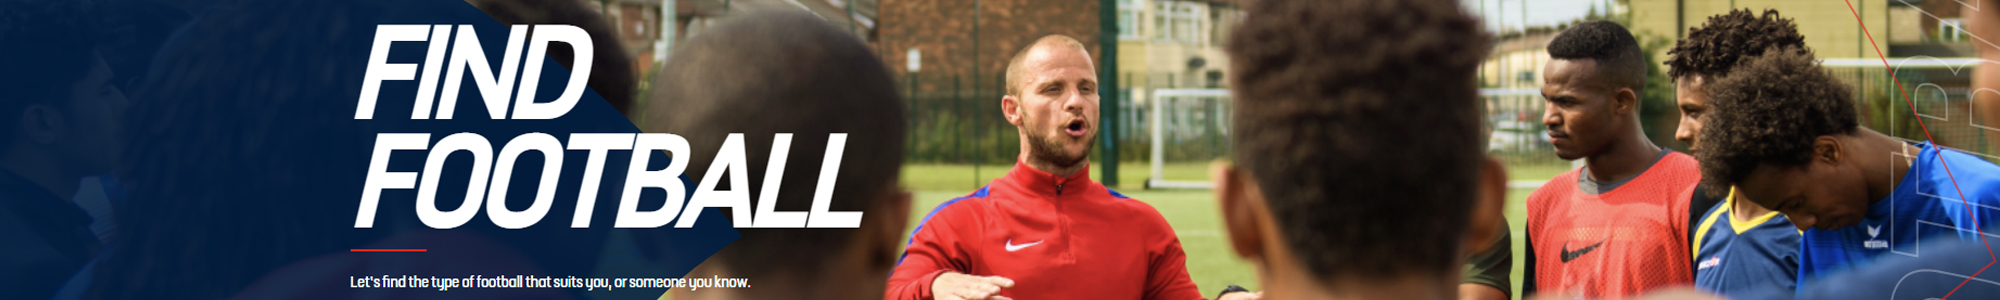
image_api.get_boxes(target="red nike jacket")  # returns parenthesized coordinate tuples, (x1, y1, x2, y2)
(886, 162, 1205, 300)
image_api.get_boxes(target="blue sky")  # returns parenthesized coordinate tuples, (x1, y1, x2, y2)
(1462, 0, 1616, 32)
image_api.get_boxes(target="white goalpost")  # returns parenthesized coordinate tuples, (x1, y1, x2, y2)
(1147, 88, 1232, 189)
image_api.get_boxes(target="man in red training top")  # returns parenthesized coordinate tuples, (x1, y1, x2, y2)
(886, 35, 1240, 300)
(1522, 20, 1701, 299)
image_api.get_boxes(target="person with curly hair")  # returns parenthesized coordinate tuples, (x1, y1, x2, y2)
(1661, 9, 1807, 298)
(1212, 0, 1510, 299)
(1522, 20, 1702, 298)
(1695, 48, 2000, 287)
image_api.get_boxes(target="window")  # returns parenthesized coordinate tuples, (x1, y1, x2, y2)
(1942, 18, 1968, 42)
(1150, 1, 1207, 44)
(1174, 4, 1191, 42)
(1118, 0, 1140, 39)
(1178, 4, 1198, 43)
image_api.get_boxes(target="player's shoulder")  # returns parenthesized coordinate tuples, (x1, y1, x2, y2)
(918, 186, 997, 225)
(1680, 184, 1705, 201)
(1099, 188, 1165, 216)
(1654, 151, 1703, 179)
(1105, 188, 1134, 201)
(1940, 150, 2000, 183)
(1536, 167, 1583, 192)
(1631, 151, 1703, 202)
(1693, 183, 1729, 208)
(1662, 149, 1697, 163)
(1526, 167, 1583, 206)
(1095, 188, 1178, 228)
(1745, 217, 1804, 242)
(1931, 149, 2000, 202)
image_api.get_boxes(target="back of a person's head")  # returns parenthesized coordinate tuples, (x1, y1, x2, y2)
(1695, 50, 1856, 197)
(0, 0, 100, 150)
(645, 11, 906, 280)
(1225, 0, 1488, 280)
(1548, 20, 1648, 94)
(463, 0, 636, 116)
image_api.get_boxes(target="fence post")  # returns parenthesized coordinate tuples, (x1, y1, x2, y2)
(1099, 1, 1121, 187)
(953, 74, 962, 164)
(907, 72, 917, 159)
(971, 0, 981, 188)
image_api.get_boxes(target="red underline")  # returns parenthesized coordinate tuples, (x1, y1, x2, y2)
(349, 249, 428, 252)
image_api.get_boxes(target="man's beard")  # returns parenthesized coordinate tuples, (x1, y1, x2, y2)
(1025, 119, 1092, 169)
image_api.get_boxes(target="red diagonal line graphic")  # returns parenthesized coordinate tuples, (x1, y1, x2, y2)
(1842, 1, 1994, 298)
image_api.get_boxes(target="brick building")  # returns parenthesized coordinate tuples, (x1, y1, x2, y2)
(877, 0, 1104, 96)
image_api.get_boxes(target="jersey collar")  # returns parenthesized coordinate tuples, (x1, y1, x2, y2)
(1001, 160, 1094, 198)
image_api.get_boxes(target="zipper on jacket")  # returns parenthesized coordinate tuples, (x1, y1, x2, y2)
(1055, 184, 1064, 195)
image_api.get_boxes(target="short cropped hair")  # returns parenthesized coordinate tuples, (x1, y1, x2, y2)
(0, 0, 100, 148)
(1004, 35, 1088, 97)
(1547, 20, 1647, 96)
(1225, 0, 1488, 279)
(1666, 9, 1810, 80)
(1695, 50, 1858, 197)
(646, 11, 905, 279)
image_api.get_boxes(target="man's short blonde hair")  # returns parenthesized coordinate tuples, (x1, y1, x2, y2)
(1004, 34, 1088, 97)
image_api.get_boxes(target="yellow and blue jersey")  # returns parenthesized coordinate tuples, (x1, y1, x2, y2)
(1691, 187, 1800, 298)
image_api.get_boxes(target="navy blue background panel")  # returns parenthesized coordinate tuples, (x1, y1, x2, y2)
(0, 0, 737, 299)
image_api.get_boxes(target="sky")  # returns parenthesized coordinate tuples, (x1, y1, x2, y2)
(1462, 0, 1618, 32)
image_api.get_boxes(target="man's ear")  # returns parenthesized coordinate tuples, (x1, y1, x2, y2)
(1214, 161, 1266, 262)
(1614, 87, 1640, 116)
(1462, 156, 1508, 255)
(19, 104, 65, 145)
(1814, 135, 1845, 164)
(1002, 95, 1024, 126)
(873, 184, 914, 266)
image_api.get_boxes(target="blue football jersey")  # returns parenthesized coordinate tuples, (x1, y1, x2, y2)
(1796, 142, 2000, 287)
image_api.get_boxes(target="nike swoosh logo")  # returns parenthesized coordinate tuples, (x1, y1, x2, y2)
(1560, 241, 1605, 263)
(1005, 239, 1043, 252)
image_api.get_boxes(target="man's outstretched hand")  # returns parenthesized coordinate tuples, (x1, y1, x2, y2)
(932, 272, 1016, 300)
